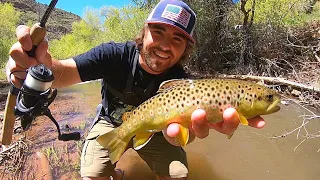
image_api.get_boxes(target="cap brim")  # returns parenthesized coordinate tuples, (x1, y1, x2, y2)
(146, 21, 195, 44)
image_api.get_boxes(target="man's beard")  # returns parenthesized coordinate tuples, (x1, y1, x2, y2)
(143, 50, 167, 73)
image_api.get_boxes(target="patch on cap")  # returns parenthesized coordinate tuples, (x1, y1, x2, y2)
(161, 4, 191, 28)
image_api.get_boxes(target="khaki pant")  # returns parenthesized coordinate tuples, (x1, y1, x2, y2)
(80, 118, 189, 178)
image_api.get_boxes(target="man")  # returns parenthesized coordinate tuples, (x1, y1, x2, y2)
(7, 0, 265, 180)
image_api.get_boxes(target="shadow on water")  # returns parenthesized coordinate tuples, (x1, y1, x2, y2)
(2, 81, 320, 179)
(115, 149, 222, 180)
(187, 152, 224, 180)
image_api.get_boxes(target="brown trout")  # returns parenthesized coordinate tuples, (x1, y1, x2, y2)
(97, 79, 281, 164)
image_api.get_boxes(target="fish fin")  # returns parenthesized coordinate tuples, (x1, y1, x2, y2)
(175, 124, 189, 147)
(157, 79, 189, 93)
(239, 115, 249, 126)
(122, 112, 131, 121)
(227, 132, 235, 139)
(133, 132, 154, 150)
(96, 128, 129, 164)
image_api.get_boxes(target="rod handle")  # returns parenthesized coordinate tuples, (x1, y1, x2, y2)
(26, 23, 47, 57)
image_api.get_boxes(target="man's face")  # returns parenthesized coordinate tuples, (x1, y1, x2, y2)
(140, 23, 188, 74)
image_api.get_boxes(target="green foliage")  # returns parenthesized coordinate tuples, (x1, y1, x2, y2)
(0, 2, 20, 68)
(132, 0, 158, 9)
(252, 0, 301, 25)
(101, 6, 148, 42)
(298, 1, 320, 23)
(237, 0, 320, 26)
(49, 19, 104, 59)
(50, 5, 149, 60)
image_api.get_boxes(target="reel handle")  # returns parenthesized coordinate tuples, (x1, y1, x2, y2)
(58, 132, 81, 141)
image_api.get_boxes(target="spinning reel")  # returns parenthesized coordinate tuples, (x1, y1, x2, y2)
(10, 64, 80, 141)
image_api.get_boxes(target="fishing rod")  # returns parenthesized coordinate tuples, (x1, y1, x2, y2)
(1, 0, 80, 146)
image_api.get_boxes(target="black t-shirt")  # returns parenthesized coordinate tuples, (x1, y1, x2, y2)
(74, 41, 188, 117)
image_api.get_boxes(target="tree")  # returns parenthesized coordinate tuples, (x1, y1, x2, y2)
(49, 11, 104, 59)
(0, 2, 20, 68)
(184, 0, 235, 73)
(50, 5, 148, 60)
(101, 5, 148, 42)
(132, 0, 158, 9)
(249, 0, 304, 25)
(237, 0, 256, 73)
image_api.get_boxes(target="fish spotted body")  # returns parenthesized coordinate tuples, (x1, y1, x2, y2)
(97, 79, 281, 164)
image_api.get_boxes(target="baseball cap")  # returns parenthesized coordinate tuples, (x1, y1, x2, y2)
(146, 0, 196, 43)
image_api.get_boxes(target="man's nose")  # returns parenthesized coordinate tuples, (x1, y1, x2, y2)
(159, 38, 171, 51)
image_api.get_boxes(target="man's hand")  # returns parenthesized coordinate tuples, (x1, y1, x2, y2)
(7, 25, 52, 87)
(163, 108, 265, 146)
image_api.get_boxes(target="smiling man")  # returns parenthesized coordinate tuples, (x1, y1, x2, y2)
(140, 23, 188, 73)
(6, 0, 265, 180)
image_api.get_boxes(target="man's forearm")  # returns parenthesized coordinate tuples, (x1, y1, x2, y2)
(51, 58, 82, 88)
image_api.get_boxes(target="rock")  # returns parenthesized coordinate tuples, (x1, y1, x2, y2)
(291, 89, 302, 96)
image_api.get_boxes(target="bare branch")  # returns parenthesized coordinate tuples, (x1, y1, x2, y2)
(248, 0, 255, 28)
(0, 137, 30, 178)
(269, 99, 320, 151)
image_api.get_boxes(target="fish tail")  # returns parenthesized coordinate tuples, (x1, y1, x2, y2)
(96, 128, 129, 164)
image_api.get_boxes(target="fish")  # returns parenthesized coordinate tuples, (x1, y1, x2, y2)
(96, 78, 281, 164)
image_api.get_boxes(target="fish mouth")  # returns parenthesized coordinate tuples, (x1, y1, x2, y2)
(270, 105, 281, 113)
(266, 98, 281, 113)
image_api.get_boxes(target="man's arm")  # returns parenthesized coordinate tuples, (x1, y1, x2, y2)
(51, 58, 82, 88)
(7, 25, 82, 89)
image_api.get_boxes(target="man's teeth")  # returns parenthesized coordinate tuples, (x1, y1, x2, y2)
(154, 50, 169, 58)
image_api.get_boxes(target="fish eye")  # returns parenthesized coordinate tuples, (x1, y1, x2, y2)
(266, 95, 273, 101)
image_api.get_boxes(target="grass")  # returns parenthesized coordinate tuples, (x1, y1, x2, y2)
(42, 143, 81, 174)
(76, 121, 87, 131)
(0, 68, 6, 80)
